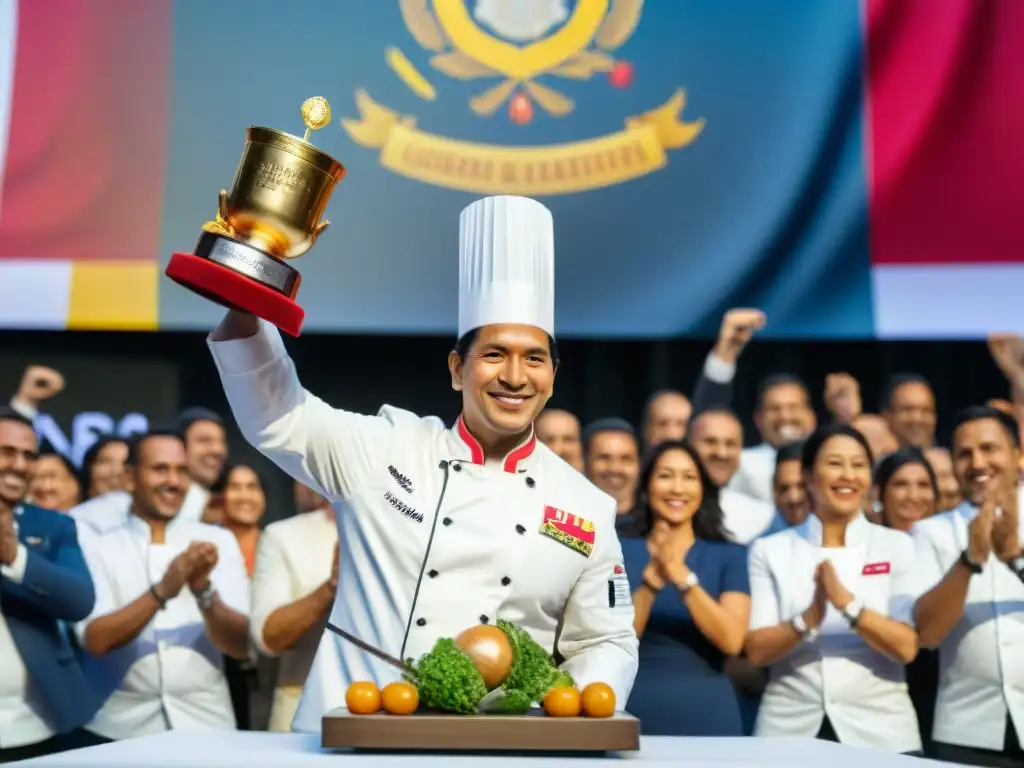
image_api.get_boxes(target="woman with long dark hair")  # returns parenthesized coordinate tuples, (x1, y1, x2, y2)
(874, 448, 939, 754)
(207, 462, 269, 731)
(621, 440, 751, 735)
(80, 436, 129, 499)
(746, 424, 921, 753)
(207, 462, 267, 577)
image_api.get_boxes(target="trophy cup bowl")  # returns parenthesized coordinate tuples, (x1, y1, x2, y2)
(166, 100, 345, 336)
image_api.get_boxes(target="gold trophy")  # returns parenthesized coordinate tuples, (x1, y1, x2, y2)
(166, 97, 346, 336)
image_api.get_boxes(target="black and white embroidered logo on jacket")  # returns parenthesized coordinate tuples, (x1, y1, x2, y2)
(384, 491, 423, 523)
(388, 465, 414, 494)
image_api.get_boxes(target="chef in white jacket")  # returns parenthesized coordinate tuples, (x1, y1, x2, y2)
(207, 196, 639, 733)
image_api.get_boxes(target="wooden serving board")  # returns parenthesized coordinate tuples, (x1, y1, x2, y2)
(321, 708, 640, 752)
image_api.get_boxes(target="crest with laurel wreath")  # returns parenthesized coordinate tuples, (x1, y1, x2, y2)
(400, 0, 643, 124)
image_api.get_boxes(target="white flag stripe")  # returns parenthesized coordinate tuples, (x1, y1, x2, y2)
(873, 264, 1024, 339)
(0, 0, 17, 219)
(0, 260, 71, 328)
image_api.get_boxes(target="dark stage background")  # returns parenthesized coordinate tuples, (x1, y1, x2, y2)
(0, 331, 1008, 524)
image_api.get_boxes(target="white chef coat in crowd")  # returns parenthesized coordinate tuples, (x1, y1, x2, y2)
(74, 500, 250, 740)
(911, 491, 1024, 751)
(250, 508, 338, 732)
(730, 443, 777, 505)
(71, 486, 207, 534)
(720, 485, 776, 545)
(748, 513, 922, 753)
(209, 322, 639, 734)
(0, 521, 54, 749)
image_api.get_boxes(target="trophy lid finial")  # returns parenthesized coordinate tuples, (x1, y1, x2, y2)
(301, 97, 332, 142)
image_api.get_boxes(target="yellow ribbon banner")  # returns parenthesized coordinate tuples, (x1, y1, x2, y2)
(342, 89, 705, 196)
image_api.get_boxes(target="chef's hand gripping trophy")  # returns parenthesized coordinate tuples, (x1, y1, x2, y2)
(165, 97, 346, 336)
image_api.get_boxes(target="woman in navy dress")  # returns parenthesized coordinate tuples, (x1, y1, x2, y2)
(621, 440, 751, 736)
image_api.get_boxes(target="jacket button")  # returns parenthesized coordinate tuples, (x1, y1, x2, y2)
(416, 618, 427, 627)
(501, 576, 511, 586)
(525, 477, 535, 488)
(453, 463, 463, 472)
(479, 615, 489, 624)
(428, 569, 439, 578)
(515, 524, 526, 534)
(442, 517, 453, 526)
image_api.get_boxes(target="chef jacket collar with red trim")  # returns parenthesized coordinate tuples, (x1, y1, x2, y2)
(449, 414, 537, 474)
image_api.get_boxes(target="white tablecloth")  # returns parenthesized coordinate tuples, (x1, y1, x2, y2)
(18, 731, 963, 767)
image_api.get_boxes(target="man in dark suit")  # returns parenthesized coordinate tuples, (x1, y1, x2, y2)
(0, 407, 100, 762)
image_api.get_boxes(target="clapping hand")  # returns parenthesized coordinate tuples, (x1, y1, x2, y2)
(816, 560, 854, 611)
(157, 549, 195, 601)
(990, 478, 1022, 563)
(186, 542, 219, 592)
(647, 526, 691, 589)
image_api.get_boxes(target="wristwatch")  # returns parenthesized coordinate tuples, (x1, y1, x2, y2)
(677, 571, 700, 594)
(959, 549, 984, 575)
(194, 583, 217, 610)
(842, 599, 864, 627)
(792, 612, 819, 640)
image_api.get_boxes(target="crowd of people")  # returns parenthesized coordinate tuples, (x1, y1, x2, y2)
(0, 307, 1022, 766)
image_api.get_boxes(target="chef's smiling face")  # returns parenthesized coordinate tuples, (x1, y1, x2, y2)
(0, 417, 37, 508)
(126, 435, 189, 521)
(952, 417, 1020, 506)
(808, 435, 872, 519)
(449, 324, 556, 443)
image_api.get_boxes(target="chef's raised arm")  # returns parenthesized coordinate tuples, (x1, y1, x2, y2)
(556, 500, 639, 707)
(208, 312, 393, 501)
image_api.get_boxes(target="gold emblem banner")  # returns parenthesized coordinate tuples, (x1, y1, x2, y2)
(342, 89, 704, 196)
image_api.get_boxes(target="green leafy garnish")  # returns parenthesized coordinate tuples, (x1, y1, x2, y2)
(409, 638, 488, 714)
(497, 619, 572, 703)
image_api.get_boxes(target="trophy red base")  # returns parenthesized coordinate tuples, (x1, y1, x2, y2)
(166, 231, 305, 337)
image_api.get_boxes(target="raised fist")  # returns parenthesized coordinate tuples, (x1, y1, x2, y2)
(15, 365, 65, 407)
(713, 308, 766, 364)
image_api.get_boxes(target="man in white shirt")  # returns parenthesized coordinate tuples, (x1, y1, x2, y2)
(250, 482, 338, 732)
(913, 405, 1024, 767)
(689, 409, 775, 544)
(75, 430, 251, 741)
(71, 410, 227, 533)
(207, 195, 638, 734)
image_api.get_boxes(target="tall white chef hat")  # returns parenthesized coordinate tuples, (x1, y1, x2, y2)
(458, 195, 555, 339)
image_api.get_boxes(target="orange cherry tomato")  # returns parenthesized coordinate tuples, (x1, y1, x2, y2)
(543, 685, 582, 717)
(345, 681, 382, 715)
(381, 681, 419, 715)
(580, 682, 616, 718)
